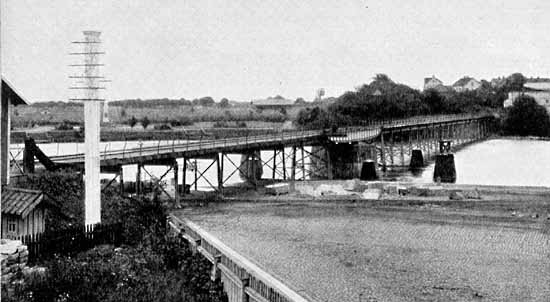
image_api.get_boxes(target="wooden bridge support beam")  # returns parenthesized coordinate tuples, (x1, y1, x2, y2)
(389, 130, 394, 165)
(194, 159, 198, 191)
(136, 163, 142, 195)
(300, 145, 306, 180)
(290, 146, 297, 191)
(182, 157, 187, 196)
(119, 166, 124, 194)
(326, 146, 333, 180)
(173, 160, 180, 204)
(380, 130, 386, 171)
(282, 148, 287, 180)
(399, 129, 405, 166)
(272, 149, 277, 179)
(217, 153, 223, 195)
(424, 126, 430, 158)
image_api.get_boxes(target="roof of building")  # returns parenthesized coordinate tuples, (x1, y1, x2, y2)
(251, 95, 294, 107)
(424, 76, 442, 85)
(453, 77, 479, 87)
(2, 187, 44, 218)
(2, 77, 29, 105)
(524, 81, 550, 91)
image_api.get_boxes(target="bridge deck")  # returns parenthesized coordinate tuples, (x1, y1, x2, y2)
(48, 114, 491, 168)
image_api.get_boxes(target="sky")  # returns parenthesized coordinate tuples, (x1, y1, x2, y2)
(2, 0, 550, 103)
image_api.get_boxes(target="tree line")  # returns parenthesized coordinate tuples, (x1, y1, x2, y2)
(294, 73, 521, 129)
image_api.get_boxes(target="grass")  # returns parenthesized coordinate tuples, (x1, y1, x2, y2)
(12, 103, 307, 130)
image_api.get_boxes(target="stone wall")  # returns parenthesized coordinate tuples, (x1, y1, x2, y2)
(1, 239, 29, 287)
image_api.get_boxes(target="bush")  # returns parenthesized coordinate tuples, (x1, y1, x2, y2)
(503, 95, 550, 137)
(55, 120, 80, 131)
(153, 124, 172, 130)
(213, 121, 230, 128)
(16, 171, 84, 231)
(3, 187, 228, 302)
(4, 242, 226, 302)
(128, 116, 138, 128)
(101, 189, 166, 246)
(141, 116, 150, 129)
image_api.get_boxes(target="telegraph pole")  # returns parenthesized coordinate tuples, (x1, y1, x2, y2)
(70, 31, 105, 226)
(1, 0, 4, 242)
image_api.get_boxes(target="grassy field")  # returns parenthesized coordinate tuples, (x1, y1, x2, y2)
(177, 198, 550, 302)
(12, 103, 306, 129)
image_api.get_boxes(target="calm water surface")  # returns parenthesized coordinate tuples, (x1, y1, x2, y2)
(11, 138, 550, 188)
(397, 138, 550, 187)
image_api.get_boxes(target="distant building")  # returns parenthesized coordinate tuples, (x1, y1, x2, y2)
(503, 80, 550, 112)
(423, 76, 452, 93)
(251, 95, 294, 110)
(452, 77, 481, 92)
(424, 76, 444, 90)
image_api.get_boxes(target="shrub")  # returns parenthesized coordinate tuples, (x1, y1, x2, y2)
(128, 116, 138, 128)
(16, 171, 84, 231)
(4, 242, 226, 302)
(154, 124, 172, 130)
(141, 116, 150, 129)
(503, 95, 550, 137)
(213, 121, 230, 128)
(3, 187, 228, 302)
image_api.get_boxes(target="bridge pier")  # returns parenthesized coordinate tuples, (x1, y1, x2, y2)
(239, 150, 262, 186)
(136, 163, 142, 195)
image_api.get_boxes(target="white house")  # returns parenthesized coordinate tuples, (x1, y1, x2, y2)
(504, 80, 550, 112)
(423, 76, 444, 91)
(452, 77, 481, 92)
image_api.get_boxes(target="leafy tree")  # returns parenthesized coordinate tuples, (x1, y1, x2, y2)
(218, 98, 229, 108)
(141, 116, 150, 129)
(128, 116, 137, 128)
(17, 171, 84, 231)
(294, 97, 306, 105)
(503, 95, 550, 137)
(192, 97, 215, 107)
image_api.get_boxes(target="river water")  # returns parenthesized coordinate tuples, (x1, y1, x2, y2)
(10, 138, 550, 189)
(396, 138, 550, 187)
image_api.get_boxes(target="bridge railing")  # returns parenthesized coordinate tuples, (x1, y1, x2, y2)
(48, 113, 492, 163)
(168, 214, 315, 302)
(49, 128, 324, 162)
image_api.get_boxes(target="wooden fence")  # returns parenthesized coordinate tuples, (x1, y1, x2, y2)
(17, 223, 123, 264)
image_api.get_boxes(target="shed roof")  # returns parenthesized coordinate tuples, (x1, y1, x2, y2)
(2, 187, 44, 218)
(2, 77, 29, 105)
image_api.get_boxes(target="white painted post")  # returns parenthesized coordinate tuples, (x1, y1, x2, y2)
(81, 31, 103, 226)
(0, 0, 3, 246)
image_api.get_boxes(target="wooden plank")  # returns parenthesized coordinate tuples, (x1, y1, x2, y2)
(245, 287, 270, 302)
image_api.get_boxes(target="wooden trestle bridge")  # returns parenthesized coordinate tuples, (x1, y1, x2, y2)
(21, 113, 496, 202)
